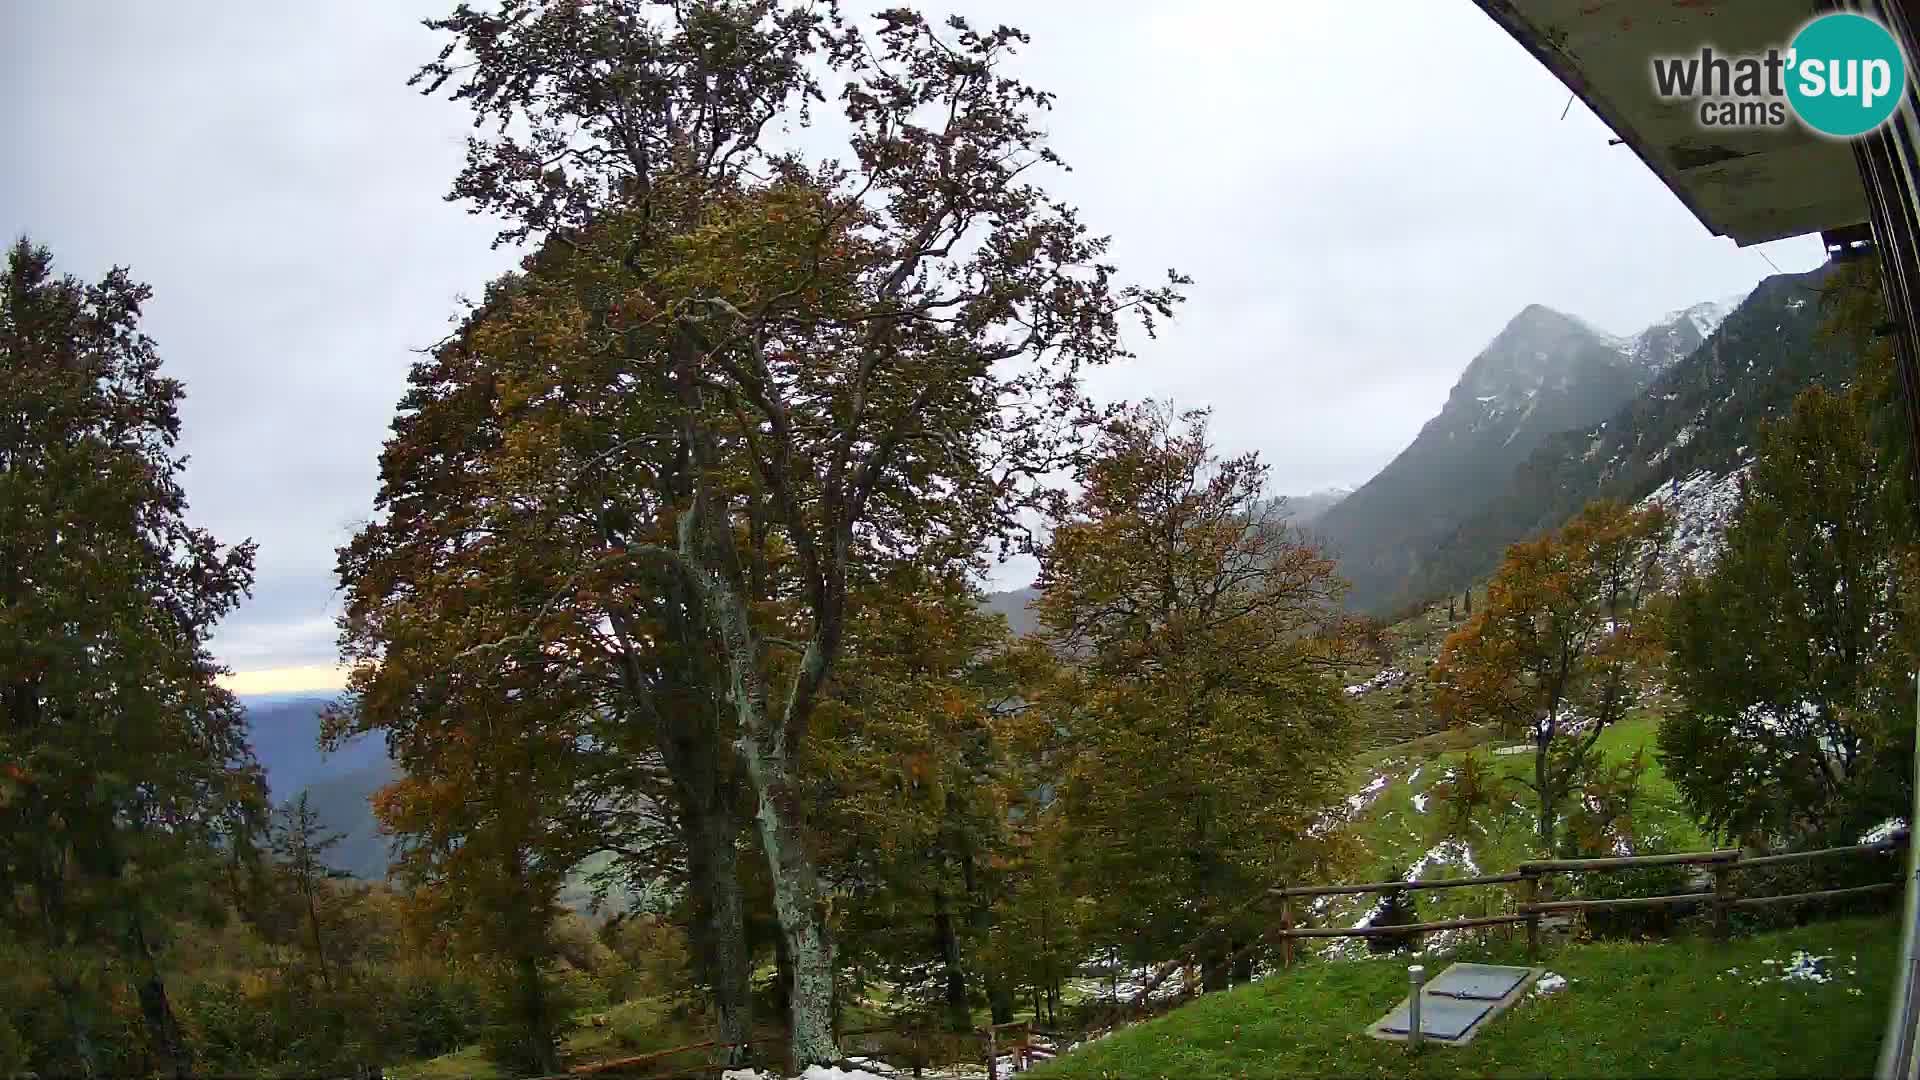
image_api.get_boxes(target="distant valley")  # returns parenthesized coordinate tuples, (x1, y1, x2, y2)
(242, 695, 395, 880)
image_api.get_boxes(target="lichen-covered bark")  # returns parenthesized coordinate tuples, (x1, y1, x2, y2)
(674, 519, 839, 1066)
(737, 726, 839, 1066)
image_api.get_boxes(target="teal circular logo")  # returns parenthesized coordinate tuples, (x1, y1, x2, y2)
(1786, 13, 1907, 137)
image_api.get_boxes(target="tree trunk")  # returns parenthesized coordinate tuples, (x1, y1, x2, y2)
(54, 975, 98, 1080)
(1201, 949, 1229, 993)
(691, 810, 748, 1053)
(608, 595, 753, 1065)
(681, 799, 753, 1064)
(1534, 739, 1556, 849)
(958, 838, 1011, 1026)
(988, 982, 1015, 1026)
(128, 914, 190, 1079)
(739, 733, 839, 1067)
(669, 324, 839, 1068)
(516, 952, 562, 1076)
(933, 885, 970, 1033)
(304, 883, 332, 993)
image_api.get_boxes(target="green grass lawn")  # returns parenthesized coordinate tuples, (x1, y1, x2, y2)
(1307, 712, 1707, 957)
(1029, 914, 1897, 1080)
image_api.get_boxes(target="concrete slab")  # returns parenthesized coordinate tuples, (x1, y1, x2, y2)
(1377, 996, 1494, 1040)
(1366, 964, 1544, 1046)
(1424, 963, 1533, 1001)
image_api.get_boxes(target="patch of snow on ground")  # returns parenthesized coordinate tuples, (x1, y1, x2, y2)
(1739, 951, 1841, 987)
(1532, 972, 1569, 996)
(1412, 793, 1428, 813)
(1346, 668, 1409, 696)
(725, 1069, 895, 1080)
(1345, 774, 1389, 815)
(721, 1060, 894, 1068)
(1863, 818, 1908, 844)
(1407, 766, 1423, 786)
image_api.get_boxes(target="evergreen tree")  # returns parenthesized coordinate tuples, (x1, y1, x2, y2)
(270, 794, 349, 992)
(1661, 382, 1918, 845)
(0, 238, 262, 1079)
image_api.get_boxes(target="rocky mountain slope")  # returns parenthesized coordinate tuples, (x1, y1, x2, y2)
(1400, 264, 1850, 606)
(1316, 297, 1736, 614)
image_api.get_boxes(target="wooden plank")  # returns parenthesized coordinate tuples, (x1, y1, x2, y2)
(1729, 881, 1902, 908)
(1731, 834, 1910, 871)
(1523, 870, 1539, 963)
(568, 1035, 786, 1075)
(1519, 890, 1714, 914)
(1278, 913, 1528, 939)
(1712, 864, 1731, 941)
(1270, 872, 1525, 898)
(1280, 893, 1294, 969)
(1519, 849, 1740, 872)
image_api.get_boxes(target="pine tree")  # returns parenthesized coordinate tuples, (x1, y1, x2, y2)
(1661, 382, 1918, 845)
(0, 238, 262, 1079)
(270, 793, 349, 991)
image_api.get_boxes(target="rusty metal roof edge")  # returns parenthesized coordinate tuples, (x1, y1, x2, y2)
(1466, 0, 1733, 240)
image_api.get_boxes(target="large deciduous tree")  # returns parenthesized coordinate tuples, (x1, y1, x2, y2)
(399, 2, 1184, 1063)
(0, 238, 262, 1079)
(1433, 499, 1671, 851)
(1035, 403, 1352, 989)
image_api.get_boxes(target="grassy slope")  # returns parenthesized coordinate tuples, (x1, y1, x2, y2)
(1030, 915, 1895, 1080)
(1315, 710, 1705, 947)
(388, 995, 708, 1080)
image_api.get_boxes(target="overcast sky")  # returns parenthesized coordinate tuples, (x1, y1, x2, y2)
(4, 1, 1826, 693)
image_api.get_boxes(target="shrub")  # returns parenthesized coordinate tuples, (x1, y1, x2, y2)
(1574, 852, 1695, 940)
(377, 968, 488, 1060)
(477, 960, 582, 1075)
(1367, 871, 1421, 954)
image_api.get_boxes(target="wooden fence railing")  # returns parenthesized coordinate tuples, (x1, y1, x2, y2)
(1269, 829, 1911, 963)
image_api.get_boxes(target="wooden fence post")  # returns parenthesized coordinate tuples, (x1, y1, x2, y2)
(913, 1030, 924, 1079)
(1712, 864, 1731, 941)
(985, 1026, 997, 1080)
(1280, 893, 1295, 970)
(1522, 868, 1541, 963)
